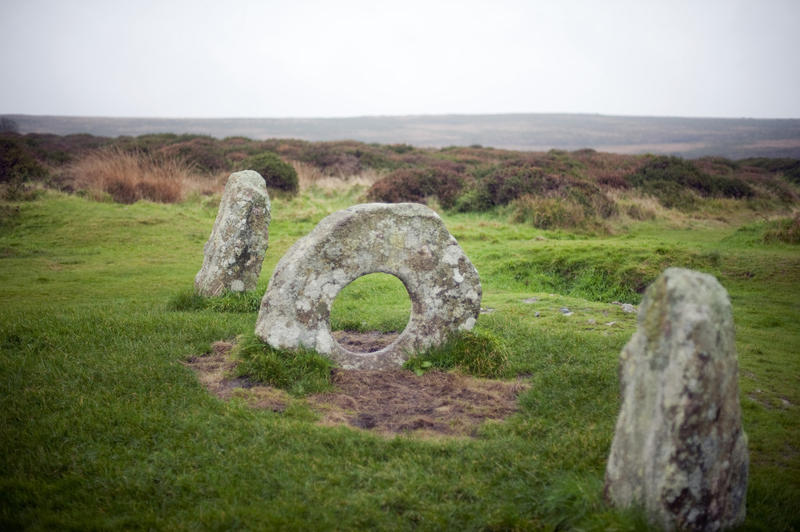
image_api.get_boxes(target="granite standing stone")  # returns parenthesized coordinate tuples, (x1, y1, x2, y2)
(605, 268, 748, 531)
(254, 203, 481, 370)
(195, 170, 271, 296)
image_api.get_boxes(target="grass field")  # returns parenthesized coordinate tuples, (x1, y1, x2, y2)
(1, 180, 799, 529)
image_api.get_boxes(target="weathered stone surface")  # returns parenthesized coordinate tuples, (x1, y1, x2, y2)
(195, 170, 270, 297)
(605, 268, 748, 531)
(254, 203, 481, 370)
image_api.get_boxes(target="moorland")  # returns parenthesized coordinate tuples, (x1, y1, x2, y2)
(6, 112, 800, 159)
(1, 131, 799, 529)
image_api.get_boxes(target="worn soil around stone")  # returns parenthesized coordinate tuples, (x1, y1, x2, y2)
(184, 340, 528, 438)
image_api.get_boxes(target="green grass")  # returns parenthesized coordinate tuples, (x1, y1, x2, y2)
(233, 332, 334, 396)
(404, 330, 510, 378)
(1, 188, 799, 530)
(329, 272, 411, 333)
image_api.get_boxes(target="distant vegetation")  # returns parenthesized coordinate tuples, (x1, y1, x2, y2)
(2, 131, 798, 233)
(6, 113, 800, 159)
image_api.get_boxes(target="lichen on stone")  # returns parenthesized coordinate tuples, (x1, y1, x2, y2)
(254, 203, 482, 370)
(195, 170, 271, 297)
(605, 268, 748, 531)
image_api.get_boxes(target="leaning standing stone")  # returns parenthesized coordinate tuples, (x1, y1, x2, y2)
(605, 268, 748, 531)
(194, 170, 271, 297)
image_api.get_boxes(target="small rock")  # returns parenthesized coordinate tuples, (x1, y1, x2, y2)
(521, 297, 539, 304)
(620, 303, 637, 314)
(587, 318, 597, 325)
(606, 321, 617, 326)
(534, 311, 541, 317)
(480, 307, 496, 314)
(559, 307, 573, 316)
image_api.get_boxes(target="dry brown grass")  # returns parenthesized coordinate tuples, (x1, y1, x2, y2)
(65, 148, 223, 203)
(292, 161, 383, 191)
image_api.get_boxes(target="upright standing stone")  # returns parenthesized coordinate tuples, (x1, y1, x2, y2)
(605, 268, 748, 531)
(194, 170, 271, 297)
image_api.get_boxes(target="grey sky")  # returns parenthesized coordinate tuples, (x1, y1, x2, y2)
(1, 0, 799, 119)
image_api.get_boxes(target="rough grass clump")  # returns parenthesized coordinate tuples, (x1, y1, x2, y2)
(63, 147, 211, 203)
(367, 165, 466, 208)
(510, 196, 587, 230)
(155, 136, 228, 174)
(167, 288, 262, 312)
(233, 332, 333, 396)
(240, 152, 299, 193)
(404, 330, 509, 378)
(763, 214, 800, 244)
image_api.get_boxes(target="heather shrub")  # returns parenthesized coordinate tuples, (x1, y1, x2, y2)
(389, 143, 414, 154)
(367, 166, 466, 208)
(628, 155, 753, 208)
(465, 163, 558, 210)
(695, 156, 739, 176)
(220, 136, 262, 160)
(299, 143, 361, 176)
(740, 158, 800, 184)
(156, 137, 228, 173)
(21, 133, 109, 166)
(240, 152, 298, 193)
(458, 161, 616, 216)
(0, 135, 49, 184)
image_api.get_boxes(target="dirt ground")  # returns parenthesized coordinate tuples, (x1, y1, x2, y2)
(185, 340, 528, 438)
(331, 330, 399, 353)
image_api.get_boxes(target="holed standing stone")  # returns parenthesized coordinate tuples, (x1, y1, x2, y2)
(605, 268, 748, 531)
(254, 203, 481, 370)
(194, 170, 271, 297)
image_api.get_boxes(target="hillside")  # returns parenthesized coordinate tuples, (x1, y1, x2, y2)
(5, 113, 800, 159)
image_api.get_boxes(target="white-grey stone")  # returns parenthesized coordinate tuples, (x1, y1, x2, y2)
(194, 170, 270, 297)
(605, 268, 748, 531)
(254, 203, 481, 370)
(621, 303, 637, 314)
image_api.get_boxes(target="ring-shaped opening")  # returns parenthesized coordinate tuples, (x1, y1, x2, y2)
(329, 272, 412, 355)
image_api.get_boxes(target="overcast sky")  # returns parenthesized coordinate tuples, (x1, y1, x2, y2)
(1, 0, 799, 119)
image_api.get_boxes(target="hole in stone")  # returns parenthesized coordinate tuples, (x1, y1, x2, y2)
(330, 273, 411, 353)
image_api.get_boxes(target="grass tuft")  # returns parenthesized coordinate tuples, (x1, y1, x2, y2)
(763, 213, 800, 244)
(404, 330, 509, 378)
(63, 147, 221, 203)
(167, 287, 262, 313)
(232, 332, 334, 396)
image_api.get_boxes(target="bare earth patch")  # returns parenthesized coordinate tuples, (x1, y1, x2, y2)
(185, 340, 528, 438)
(182, 341, 290, 412)
(332, 330, 400, 352)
